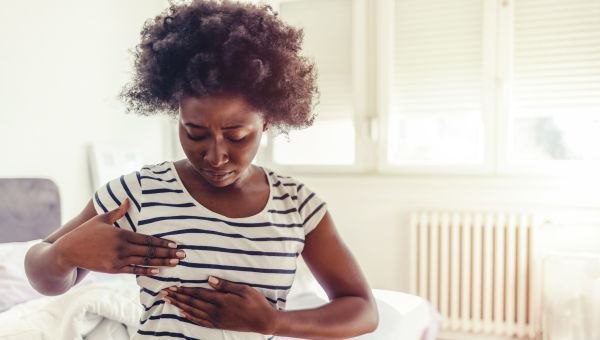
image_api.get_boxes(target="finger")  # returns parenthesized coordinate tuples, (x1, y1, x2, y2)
(125, 232, 178, 250)
(103, 198, 130, 224)
(208, 276, 246, 296)
(120, 265, 159, 276)
(163, 289, 198, 307)
(165, 298, 214, 328)
(124, 256, 180, 267)
(182, 313, 215, 329)
(123, 243, 185, 260)
(175, 286, 223, 305)
(164, 287, 220, 311)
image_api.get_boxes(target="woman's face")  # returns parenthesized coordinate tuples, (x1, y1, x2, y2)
(178, 93, 266, 188)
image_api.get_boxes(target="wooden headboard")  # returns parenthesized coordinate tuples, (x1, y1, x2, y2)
(0, 178, 61, 242)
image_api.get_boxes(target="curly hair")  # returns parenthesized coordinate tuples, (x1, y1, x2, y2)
(120, 0, 319, 134)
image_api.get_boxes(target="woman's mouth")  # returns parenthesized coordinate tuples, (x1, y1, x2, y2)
(204, 170, 234, 182)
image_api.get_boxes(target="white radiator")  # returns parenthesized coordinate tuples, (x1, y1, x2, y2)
(409, 211, 541, 339)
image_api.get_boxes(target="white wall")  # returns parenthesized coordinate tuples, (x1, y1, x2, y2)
(291, 174, 600, 292)
(0, 0, 172, 220)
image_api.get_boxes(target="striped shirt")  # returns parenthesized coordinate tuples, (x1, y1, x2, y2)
(92, 161, 327, 340)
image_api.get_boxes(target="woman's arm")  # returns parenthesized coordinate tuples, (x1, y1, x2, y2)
(24, 199, 97, 296)
(272, 211, 379, 339)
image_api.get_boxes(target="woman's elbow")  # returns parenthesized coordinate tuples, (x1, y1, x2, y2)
(358, 297, 379, 335)
(367, 301, 380, 333)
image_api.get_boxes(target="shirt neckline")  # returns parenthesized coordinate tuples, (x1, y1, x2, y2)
(168, 161, 273, 220)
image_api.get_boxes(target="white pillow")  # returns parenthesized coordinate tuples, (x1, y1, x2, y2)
(0, 239, 46, 313)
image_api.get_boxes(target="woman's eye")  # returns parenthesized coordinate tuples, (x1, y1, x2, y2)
(186, 132, 245, 142)
(186, 133, 206, 141)
(229, 136, 246, 143)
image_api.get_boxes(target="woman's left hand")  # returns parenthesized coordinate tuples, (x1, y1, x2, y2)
(160, 276, 279, 334)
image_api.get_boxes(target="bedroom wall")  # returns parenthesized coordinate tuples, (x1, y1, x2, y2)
(0, 0, 172, 220)
(292, 174, 600, 292)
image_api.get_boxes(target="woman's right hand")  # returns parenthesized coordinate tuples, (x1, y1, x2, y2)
(52, 198, 185, 276)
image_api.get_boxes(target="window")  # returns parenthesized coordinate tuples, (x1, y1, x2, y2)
(386, 0, 486, 166)
(258, 0, 370, 173)
(378, 0, 600, 175)
(509, 0, 600, 166)
(177, 0, 600, 176)
(272, 0, 356, 166)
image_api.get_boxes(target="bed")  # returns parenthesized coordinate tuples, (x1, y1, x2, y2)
(0, 178, 440, 340)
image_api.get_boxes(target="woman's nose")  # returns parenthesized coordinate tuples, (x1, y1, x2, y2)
(203, 139, 229, 167)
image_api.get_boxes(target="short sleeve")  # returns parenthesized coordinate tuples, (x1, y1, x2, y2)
(92, 170, 142, 233)
(296, 182, 328, 236)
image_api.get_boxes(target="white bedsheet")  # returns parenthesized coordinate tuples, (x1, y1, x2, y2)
(0, 274, 140, 340)
(0, 274, 439, 340)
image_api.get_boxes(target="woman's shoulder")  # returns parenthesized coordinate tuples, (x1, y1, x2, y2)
(260, 166, 303, 189)
(98, 161, 176, 193)
(139, 160, 172, 175)
(261, 166, 293, 182)
(260, 166, 324, 201)
(260, 166, 328, 235)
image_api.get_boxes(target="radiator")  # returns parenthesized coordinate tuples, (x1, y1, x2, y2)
(409, 211, 541, 338)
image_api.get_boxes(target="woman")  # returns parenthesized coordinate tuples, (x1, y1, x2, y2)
(25, 1, 378, 339)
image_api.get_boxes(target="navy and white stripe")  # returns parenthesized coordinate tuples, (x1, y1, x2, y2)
(92, 161, 328, 340)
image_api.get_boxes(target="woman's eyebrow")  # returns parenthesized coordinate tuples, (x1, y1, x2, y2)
(184, 123, 248, 130)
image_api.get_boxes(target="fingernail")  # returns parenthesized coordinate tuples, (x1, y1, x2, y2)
(176, 251, 186, 258)
(168, 286, 178, 292)
(169, 259, 179, 265)
(151, 268, 159, 274)
(163, 297, 171, 304)
(168, 242, 177, 249)
(159, 290, 168, 295)
(208, 276, 219, 285)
